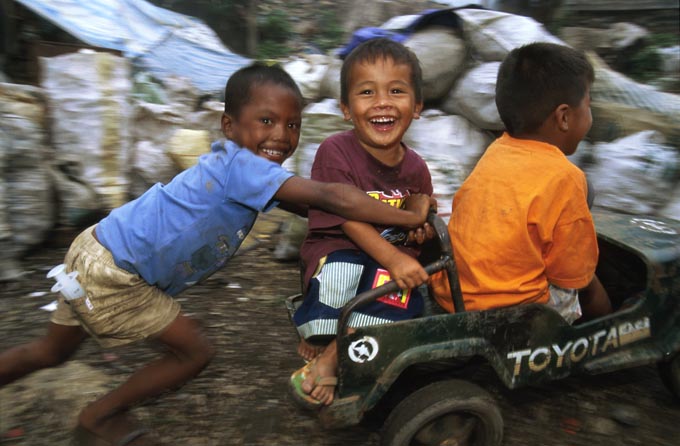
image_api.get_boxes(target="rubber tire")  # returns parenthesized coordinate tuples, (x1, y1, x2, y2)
(380, 379, 503, 446)
(658, 354, 680, 400)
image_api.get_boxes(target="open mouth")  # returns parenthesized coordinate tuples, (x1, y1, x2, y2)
(370, 116, 396, 131)
(261, 147, 289, 163)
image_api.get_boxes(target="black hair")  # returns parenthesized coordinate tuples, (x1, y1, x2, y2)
(223, 62, 303, 117)
(340, 38, 423, 105)
(495, 42, 594, 135)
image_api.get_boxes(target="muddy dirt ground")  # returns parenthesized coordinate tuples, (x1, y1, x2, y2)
(1, 211, 679, 446)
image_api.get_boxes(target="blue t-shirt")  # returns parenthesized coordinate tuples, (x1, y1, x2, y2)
(96, 140, 294, 296)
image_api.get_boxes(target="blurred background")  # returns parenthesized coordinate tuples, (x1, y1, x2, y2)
(0, 0, 679, 276)
(1, 3, 680, 446)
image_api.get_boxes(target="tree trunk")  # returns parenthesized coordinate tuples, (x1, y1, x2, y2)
(245, 0, 258, 56)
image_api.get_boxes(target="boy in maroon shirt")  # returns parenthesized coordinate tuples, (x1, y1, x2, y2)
(290, 38, 433, 407)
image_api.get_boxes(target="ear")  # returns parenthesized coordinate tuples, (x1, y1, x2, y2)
(340, 102, 352, 121)
(221, 112, 233, 138)
(555, 104, 570, 132)
(414, 101, 424, 120)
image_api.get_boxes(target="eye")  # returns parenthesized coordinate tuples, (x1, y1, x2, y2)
(261, 118, 272, 124)
(391, 88, 405, 94)
(288, 122, 300, 130)
(359, 89, 373, 95)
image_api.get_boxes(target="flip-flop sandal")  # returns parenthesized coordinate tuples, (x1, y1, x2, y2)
(73, 423, 151, 446)
(289, 360, 338, 410)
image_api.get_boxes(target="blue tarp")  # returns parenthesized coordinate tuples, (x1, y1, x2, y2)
(15, 0, 251, 95)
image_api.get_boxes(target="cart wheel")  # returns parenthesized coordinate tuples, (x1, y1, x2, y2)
(380, 379, 503, 446)
(658, 354, 680, 399)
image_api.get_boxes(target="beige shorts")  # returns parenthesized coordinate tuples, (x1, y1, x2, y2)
(51, 225, 181, 348)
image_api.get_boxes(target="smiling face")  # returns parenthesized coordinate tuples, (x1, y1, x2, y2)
(221, 82, 302, 165)
(341, 57, 423, 160)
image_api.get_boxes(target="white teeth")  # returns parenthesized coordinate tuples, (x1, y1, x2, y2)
(371, 117, 395, 124)
(262, 148, 285, 157)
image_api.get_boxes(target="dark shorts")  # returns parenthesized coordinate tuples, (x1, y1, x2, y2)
(293, 249, 424, 341)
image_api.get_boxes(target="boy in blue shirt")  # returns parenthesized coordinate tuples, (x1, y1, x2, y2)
(0, 62, 433, 445)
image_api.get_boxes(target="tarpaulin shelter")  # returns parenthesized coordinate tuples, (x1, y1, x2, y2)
(10, 0, 251, 95)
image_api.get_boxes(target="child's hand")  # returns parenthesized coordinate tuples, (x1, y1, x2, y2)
(403, 194, 437, 227)
(407, 222, 435, 245)
(385, 252, 429, 290)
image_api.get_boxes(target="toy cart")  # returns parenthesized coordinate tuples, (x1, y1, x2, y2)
(287, 211, 680, 446)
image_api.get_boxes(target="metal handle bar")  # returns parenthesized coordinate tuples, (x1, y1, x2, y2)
(335, 213, 465, 341)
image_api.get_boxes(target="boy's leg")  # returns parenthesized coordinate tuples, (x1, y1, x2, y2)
(77, 313, 214, 442)
(297, 338, 325, 362)
(0, 322, 86, 386)
(301, 339, 338, 406)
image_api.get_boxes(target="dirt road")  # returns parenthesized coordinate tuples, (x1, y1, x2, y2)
(1, 211, 679, 445)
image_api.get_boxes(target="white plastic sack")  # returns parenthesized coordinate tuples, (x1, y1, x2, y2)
(290, 99, 354, 177)
(455, 8, 563, 61)
(659, 184, 680, 221)
(283, 54, 330, 102)
(404, 110, 493, 215)
(404, 26, 467, 102)
(442, 62, 504, 130)
(166, 129, 211, 171)
(588, 53, 680, 142)
(183, 100, 226, 143)
(130, 140, 181, 198)
(301, 98, 353, 145)
(47, 164, 100, 227)
(131, 102, 185, 144)
(273, 214, 308, 261)
(586, 131, 679, 215)
(41, 50, 132, 211)
(0, 83, 55, 254)
(318, 57, 343, 102)
(162, 75, 201, 115)
(657, 46, 680, 74)
(129, 100, 224, 196)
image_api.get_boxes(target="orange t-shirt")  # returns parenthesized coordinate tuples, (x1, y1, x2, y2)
(430, 133, 598, 313)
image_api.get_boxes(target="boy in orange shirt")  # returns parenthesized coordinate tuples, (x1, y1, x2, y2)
(430, 42, 611, 323)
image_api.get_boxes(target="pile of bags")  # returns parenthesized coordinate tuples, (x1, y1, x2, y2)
(285, 8, 680, 218)
(1, 8, 679, 273)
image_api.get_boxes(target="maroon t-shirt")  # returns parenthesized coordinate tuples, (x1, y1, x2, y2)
(300, 130, 433, 286)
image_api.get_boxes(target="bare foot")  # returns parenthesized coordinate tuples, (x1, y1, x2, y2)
(301, 342, 338, 405)
(297, 338, 325, 362)
(77, 410, 152, 445)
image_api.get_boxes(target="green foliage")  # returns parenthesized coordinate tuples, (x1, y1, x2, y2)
(311, 10, 345, 52)
(628, 47, 662, 82)
(649, 33, 678, 48)
(256, 41, 291, 59)
(147, 1, 347, 57)
(258, 10, 292, 42)
(256, 10, 292, 58)
(627, 33, 677, 83)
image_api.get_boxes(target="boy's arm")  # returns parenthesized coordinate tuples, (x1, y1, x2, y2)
(578, 274, 612, 320)
(342, 221, 429, 290)
(274, 176, 433, 229)
(277, 200, 308, 218)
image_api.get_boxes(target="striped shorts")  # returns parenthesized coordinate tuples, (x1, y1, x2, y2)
(293, 249, 424, 341)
